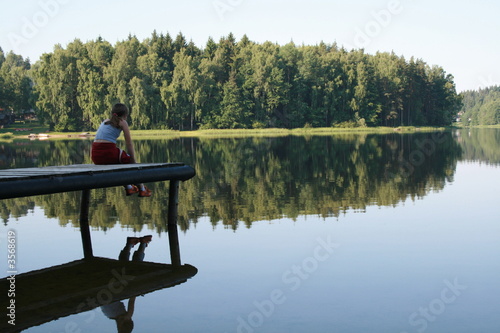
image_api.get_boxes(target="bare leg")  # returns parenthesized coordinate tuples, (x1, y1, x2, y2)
(132, 235, 152, 261)
(119, 237, 140, 261)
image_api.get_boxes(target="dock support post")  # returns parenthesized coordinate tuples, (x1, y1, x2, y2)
(167, 180, 181, 266)
(79, 189, 93, 259)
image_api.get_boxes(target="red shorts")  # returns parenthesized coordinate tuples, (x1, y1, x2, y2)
(91, 142, 131, 164)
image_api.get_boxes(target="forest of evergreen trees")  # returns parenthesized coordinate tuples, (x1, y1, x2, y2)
(1, 32, 462, 131)
(459, 86, 500, 125)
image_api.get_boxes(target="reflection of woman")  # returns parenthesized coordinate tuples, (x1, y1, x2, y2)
(101, 236, 152, 333)
(101, 299, 135, 333)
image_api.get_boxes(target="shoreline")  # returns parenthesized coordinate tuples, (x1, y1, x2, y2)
(2, 124, 499, 141)
(6, 126, 450, 140)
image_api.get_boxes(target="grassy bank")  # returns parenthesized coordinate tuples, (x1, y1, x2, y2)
(3, 124, 456, 140)
(178, 126, 450, 138)
(460, 124, 500, 129)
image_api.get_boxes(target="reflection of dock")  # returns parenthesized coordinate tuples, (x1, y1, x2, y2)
(0, 258, 197, 332)
(0, 163, 197, 332)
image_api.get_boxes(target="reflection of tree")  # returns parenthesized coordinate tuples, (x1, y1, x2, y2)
(457, 128, 500, 165)
(0, 196, 35, 225)
(0, 132, 469, 229)
(0, 140, 91, 169)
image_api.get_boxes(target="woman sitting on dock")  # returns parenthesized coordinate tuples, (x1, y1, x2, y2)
(91, 103, 152, 197)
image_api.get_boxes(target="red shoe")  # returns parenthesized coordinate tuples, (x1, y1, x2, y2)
(125, 185, 139, 196)
(140, 235, 153, 244)
(126, 237, 141, 247)
(138, 186, 152, 197)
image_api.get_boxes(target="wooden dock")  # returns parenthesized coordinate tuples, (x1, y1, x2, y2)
(0, 163, 195, 199)
(0, 163, 197, 332)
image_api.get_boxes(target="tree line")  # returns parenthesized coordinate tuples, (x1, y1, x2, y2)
(1, 32, 462, 131)
(459, 86, 500, 125)
(0, 50, 32, 117)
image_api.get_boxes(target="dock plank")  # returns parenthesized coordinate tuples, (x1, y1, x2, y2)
(0, 163, 184, 180)
(0, 163, 195, 199)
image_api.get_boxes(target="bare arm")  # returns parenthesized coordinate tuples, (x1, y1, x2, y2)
(121, 120, 136, 163)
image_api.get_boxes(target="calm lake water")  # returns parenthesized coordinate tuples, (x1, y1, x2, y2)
(1, 129, 499, 333)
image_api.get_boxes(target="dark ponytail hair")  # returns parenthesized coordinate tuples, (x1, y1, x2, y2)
(106, 103, 129, 128)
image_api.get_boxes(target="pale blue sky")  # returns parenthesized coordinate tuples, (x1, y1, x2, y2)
(1, 0, 498, 92)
